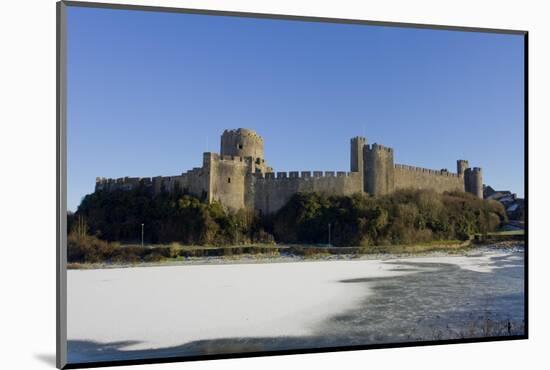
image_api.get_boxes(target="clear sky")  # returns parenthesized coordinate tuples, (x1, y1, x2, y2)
(67, 6, 525, 211)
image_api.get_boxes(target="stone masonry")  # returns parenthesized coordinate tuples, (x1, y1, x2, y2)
(95, 128, 483, 214)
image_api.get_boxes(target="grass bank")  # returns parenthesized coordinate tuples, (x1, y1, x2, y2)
(67, 239, 487, 269)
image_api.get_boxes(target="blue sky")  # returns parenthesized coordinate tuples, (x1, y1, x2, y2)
(67, 6, 525, 211)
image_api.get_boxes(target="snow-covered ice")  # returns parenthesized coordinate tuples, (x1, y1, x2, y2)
(67, 251, 517, 352)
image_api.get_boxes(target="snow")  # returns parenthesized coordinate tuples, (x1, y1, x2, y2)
(67, 252, 509, 351)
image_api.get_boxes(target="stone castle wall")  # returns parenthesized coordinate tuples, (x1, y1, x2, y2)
(96, 167, 209, 199)
(95, 128, 483, 215)
(251, 171, 362, 215)
(393, 164, 464, 193)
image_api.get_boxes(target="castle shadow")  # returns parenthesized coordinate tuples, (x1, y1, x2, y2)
(67, 336, 328, 364)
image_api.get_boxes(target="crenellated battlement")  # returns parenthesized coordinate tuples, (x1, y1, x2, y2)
(96, 175, 158, 192)
(222, 128, 264, 142)
(365, 143, 394, 153)
(253, 170, 358, 181)
(96, 176, 148, 186)
(96, 168, 204, 191)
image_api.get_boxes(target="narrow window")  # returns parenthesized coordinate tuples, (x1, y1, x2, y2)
(228, 177, 231, 183)
(238, 144, 243, 149)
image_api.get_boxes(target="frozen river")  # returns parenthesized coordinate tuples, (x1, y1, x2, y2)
(67, 248, 525, 364)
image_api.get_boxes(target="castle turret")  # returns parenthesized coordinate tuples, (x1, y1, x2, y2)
(464, 167, 483, 199)
(364, 143, 395, 196)
(457, 159, 469, 177)
(220, 128, 264, 160)
(350, 136, 366, 189)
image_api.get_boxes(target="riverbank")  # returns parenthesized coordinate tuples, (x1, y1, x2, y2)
(67, 240, 524, 270)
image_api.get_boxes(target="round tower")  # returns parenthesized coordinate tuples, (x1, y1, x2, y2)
(350, 136, 366, 174)
(464, 167, 483, 199)
(470, 167, 483, 199)
(220, 128, 264, 159)
(364, 143, 395, 196)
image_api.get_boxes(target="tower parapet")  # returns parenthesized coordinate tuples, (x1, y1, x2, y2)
(220, 128, 264, 160)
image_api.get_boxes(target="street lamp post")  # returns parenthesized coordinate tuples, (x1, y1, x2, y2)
(141, 223, 144, 248)
(328, 223, 331, 247)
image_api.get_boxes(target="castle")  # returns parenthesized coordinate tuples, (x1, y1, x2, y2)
(95, 128, 483, 214)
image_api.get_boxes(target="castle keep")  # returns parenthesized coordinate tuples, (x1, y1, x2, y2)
(95, 128, 483, 214)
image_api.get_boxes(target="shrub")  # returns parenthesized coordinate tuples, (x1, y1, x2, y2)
(271, 189, 507, 247)
(143, 252, 165, 262)
(72, 188, 507, 251)
(75, 190, 275, 247)
(67, 231, 116, 263)
(111, 251, 141, 264)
